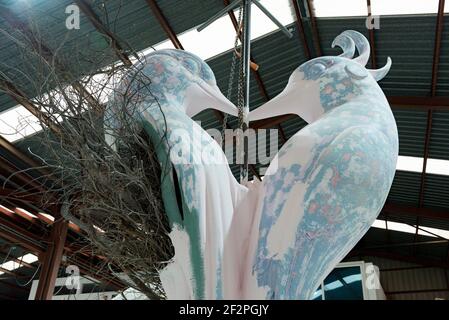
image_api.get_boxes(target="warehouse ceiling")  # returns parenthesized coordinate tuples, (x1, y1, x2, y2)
(1, 0, 449, 299)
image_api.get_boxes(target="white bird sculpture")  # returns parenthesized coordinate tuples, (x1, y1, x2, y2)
(105, 30, 398, 300)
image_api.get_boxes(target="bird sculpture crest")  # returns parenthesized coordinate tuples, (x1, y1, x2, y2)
(105, 30, 398, 300)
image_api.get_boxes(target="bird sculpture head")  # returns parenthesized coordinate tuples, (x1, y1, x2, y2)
(249, 30, 392, 123)
(125, 49, 238, 117)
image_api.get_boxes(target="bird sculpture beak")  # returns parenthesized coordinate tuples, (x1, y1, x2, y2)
(185, 81, 238, 118)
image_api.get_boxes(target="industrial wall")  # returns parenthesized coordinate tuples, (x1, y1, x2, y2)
(354, 256, 449, 300)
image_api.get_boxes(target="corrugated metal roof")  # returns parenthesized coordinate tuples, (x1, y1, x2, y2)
(2, 2, 449, 266)
(429, 111, 449, 160)
(0, 0, 226, 113)
(423, 173, 449, 209)
(392, 108, 427, 158)
(8, 12, 449, 211)
(387, 170, 422, 207)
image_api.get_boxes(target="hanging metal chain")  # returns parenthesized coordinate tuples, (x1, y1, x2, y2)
(237, 1, 249, 183)
(222, 2, 244, 147)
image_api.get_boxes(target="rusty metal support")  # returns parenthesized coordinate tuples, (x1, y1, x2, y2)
(250, 96, 449, 129)
(0, 214, 46, 254)
(34, 218, 68, 300)
(74, 0, 132, 66)
(145, 0, 184, 50)
(0, 279, 29, 292)
(366, 0, 377, 68)
(414, 0, 445, 245)
(418, 110, 433, 208)
(348, 249, 449, 269)
(0, 156, 51, 195)
(382, 202, 449, 221)
(305, 0, 322, 56)
(431, 0, 445, 97)
(0, 136, 49, 175)
(290, 0, 312, 59)
(0, 79, 61, 135)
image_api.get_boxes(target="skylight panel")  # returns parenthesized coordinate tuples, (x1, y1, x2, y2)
(179, 0, 294, 60)
(370, 0, 440, 15)
(396, 155, 423, 173)
(313, 0, 448, 17)
(312, 0, 368, 17)
(0, 105, 42, 142)
(426, 158, 449, 176)
(0, 253, 38, 276)
(371, 219, 449, 239)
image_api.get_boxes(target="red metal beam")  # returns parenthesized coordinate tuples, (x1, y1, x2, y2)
(0, 159, 50, 194)
(0, 79, 61, 135)
(348, 249, 449, 269)
(0, 205, 125, 291)
(74, 0, 132, 67)
(382, 202, 449, 221)
(0, 214, 46, 254)
(388, 96, 449, 110)
(0, 279, 30, 293)
(145, 0, 184, 50)
(250, 96, 449, 129)
(385, 288, 449, 295)
(0, 136, 50, 176)
(366, 0, 377, 68)
(34, 218, 68, 300)
(305, 0, 322, 56)
(431, 0, 446, 97)
(419, 110, 433, 208)
(414, 0, 445, 244)
(0, 250, 36, 270)
(291, 0, 312, 59)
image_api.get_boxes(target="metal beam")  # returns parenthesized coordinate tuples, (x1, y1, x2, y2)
(366, 0, 377, 68)
(34, 218, 68, 300)
(0, 207, 124, 290)
(0, 157, 49, 194)
(305, 0, 322, 56)
(385, 288, 449, 295)
(0, 79, 61, 135)
(291, 0, 312, 60)
(250, 96, 449, 129)
(0, 214, 46, 254)
(388, 96, 449, 110)
(74, 0, 132, 66)
(431, 0, 446, 97)
(382, 202, 449, 221)
(348, 249, 449, 269)
(0, 278, 29, 292)
(0, 188, 59, 215)
(361, 239, 448, 250)
(414, 0, 445, 245)
(0, 251, 36, 270)
(145, 0, 184, 50)
(0, 136, 50, 176)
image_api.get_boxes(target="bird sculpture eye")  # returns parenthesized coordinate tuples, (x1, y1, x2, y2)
(309, 62, 327, 78)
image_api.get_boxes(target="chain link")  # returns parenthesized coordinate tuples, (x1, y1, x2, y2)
(222, 2, 244, 146)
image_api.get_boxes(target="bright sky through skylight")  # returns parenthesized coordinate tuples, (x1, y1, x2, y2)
(152, 0, 295, 60)
(371, 219, 449, 239)
(313, 0, 449, 17)
(0, 253, 38, 276)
